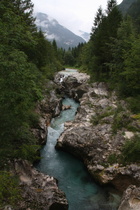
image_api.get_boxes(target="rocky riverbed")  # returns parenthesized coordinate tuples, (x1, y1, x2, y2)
(54, 69, 140, 209)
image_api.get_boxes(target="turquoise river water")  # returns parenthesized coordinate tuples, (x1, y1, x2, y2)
(36, 96, 121, 210)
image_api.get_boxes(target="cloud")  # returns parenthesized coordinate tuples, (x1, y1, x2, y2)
(32, 0, 123, 34)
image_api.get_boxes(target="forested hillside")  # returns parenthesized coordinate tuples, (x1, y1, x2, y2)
(0, 0, 63, 167)
(71, 0, 140, 113)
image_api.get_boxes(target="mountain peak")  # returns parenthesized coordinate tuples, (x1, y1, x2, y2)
(34, 12, 86, 49)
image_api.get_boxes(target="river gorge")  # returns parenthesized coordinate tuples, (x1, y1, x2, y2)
(10, 68, 140, 209)
(36, 96, 121, 210)
(34, 68, 140, 210)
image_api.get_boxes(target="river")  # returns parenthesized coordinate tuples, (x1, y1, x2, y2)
(36, 94, 121, 210)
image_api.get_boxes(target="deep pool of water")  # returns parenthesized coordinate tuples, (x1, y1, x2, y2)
(36, 97, 121, 210)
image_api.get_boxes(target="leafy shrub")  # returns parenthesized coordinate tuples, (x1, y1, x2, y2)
(126, 96, 140, 114)
(15, 144, 41, 163)
(112, 112, 124, 133)
(90, 114, 100, 125)
(111, 105, 131, 134)
(121, 135, 140, 163)
(28, 112, 40, 128)
(90, 109, 114, 125)
(108, 153, 119, 164)
(0, 172, 21, 207)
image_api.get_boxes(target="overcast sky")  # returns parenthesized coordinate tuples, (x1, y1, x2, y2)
(32, 0, 123, 35)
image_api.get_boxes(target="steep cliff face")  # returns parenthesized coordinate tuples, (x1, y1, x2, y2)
(32, 81, 63, 145)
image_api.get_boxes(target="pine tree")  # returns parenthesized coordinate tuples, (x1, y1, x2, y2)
(91, 6, 104, 36)
(0, 0, 62, 166)
(86, 0, 122, 80)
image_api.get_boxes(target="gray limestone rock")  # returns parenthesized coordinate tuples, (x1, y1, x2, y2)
(10, 160, 68, 210)
(118, 185, 140, 210)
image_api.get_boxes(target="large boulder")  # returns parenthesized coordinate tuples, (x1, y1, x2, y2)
(54, 70, 90, 100)
(118, 185, 140, 210)
(10, 160, 68, 210)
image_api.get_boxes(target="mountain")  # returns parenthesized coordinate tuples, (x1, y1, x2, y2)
(127, 0, 140, 18)
(77, 30, 90, 42)
(118, 0, 138, 15)
(118, 0, 140, 31)
(34, 12, 85, 50)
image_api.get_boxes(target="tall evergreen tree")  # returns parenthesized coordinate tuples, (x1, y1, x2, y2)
(0, 0, 62, 166)
(91, 6, 104, 35)
(88, 0, 122, 80)
(108, 16, 139, 96)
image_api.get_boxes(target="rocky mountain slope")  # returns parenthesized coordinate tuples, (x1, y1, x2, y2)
(34, 12, 86, 50)
(118, 0, 138, 14)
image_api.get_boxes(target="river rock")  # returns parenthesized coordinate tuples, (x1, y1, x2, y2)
(54, 70, 90, 100)
(62, 105, 71, 110)
(118, 185, 140, 210)
(10, 160, 68, 210)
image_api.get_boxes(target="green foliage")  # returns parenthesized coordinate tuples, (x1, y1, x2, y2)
(64, 50, 75, 66)
(90, 115, 100, 126)
(62, 43, 85, 67)
(107, 153, 119, 164)
(108, 135, 140, 166)
(90, 108, 114, 125)
(121, 135, 140, 163)
(126, 96, 140, 114)
(0, 0, 63, 168)
(111, 105, 131, 134)
(0, 171, 21, 207)
(0, 49, 40, 145)
(83, 0, 122, 80)
(121, 35, 140, 96)
(78, 1, 140, 111)
(131, 114, 140, 121)
(127, 0, 140, 32)
(106, 16, 140, 98)
(15, 144, 41, 163)
(28, 112, 40, 128)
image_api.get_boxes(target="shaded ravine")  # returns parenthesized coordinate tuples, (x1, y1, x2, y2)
(36, 97, 121, 210)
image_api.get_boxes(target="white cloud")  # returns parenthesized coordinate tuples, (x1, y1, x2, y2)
(32, 0, 123, 35)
